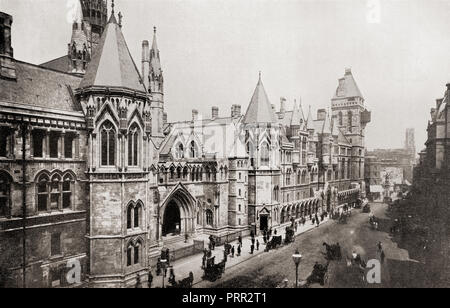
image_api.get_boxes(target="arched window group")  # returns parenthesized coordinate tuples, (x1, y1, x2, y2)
(101, 121, 116, 166)
(0, 172, 11, 217)
(127, 201, 143, 230)
(37, 172, 74, 212)
(126, 239, 143, 267)
(175, 143, 184, 159)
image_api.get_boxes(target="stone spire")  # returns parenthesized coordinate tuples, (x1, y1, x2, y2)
(149, 26, 163, 93)
(243, 73, 278, 124)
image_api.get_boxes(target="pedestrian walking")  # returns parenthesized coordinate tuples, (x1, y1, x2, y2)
(148, 270, 153, 288)
(135, 274, 142, 288)
(223, 249, 228, 262)
(231, 246, 235, 257)
(251, 237, 255, 245)
(168, 267, 176, 286)
(256, 240, 260, 251)
(237, 245, 241, 256)
(250, 244, 254, 254)
(238, 235, 242, 246)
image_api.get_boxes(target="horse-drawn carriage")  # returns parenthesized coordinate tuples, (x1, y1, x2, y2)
(202, 256, 226, 282)
(284, 227, 295, 244)
(322, 242, 342, 261)
(265, 235, 283, 251)
(304, 262, 329, 287)
(167, 272, 194, 288)
(362, 202, 371, 213)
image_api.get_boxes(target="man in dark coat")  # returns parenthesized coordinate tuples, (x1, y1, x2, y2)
(238, 235, 242, 246)
(256, 240, 260, 251)
(148, 271, 153, 288)
(231, 246, 235, 257)
(237, 245, 241, 256)
(250, 244, 254, 254)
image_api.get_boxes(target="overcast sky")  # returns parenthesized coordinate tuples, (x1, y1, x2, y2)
(2, 0, 450, 152)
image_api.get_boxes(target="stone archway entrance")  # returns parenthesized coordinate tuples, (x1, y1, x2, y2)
(160, 183, 197, 239)
(162, 201, 181, 236)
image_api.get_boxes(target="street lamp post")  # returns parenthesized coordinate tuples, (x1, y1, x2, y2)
(292, 249, 302, 288)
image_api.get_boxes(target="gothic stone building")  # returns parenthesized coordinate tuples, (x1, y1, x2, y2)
(0, 2, 370, 288)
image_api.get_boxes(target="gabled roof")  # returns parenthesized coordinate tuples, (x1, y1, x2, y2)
(243, 74, 278, 124)
(333, 68, 363, 99)
(79, 12, 146, 93)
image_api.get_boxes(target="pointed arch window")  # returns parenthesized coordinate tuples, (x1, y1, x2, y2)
(62, 175, 73, 209)
(127, 202, 143, 230)
(175, 143, 184, 159)
(190, 141, 198, 158)
(128, 124, 140, 167)
(206, 209, 213, 226)
(50, 175, 61, 210)
(0, 172, 11, 217)
(101, 121, 116, 166)
(37, 174, 49, 212)
(261, 142, 270, 166)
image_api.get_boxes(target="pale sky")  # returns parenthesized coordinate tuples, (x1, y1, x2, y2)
(2, 0, 450, 152)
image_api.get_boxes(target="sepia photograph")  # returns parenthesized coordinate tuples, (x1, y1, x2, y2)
(0, 0, 449, 293)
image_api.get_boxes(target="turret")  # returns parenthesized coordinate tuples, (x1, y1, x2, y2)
(0, 12, 16, 79)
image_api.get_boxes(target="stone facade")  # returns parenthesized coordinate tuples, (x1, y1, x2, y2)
(0, 2, 370, 288)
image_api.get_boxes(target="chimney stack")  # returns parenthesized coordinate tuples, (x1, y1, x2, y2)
(192, 109, 199, 121)
(141, 40, 150, 89)
(317, 109, 326, 121)
(212, 106, 219, 119)
(231, 104, 241, 118)
(0, 12, 16, 79)
(280, 97, 286, 113)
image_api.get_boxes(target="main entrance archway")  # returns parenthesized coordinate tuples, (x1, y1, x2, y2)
(162, 201, 181, 236)
(160, 183, 197, 239)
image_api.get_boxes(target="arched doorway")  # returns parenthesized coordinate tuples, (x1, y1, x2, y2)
(162, 201, 181, 236)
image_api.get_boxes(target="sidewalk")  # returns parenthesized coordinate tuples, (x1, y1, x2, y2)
(150, 216, 331, 288)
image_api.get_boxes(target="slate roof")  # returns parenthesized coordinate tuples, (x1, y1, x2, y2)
(0, 60, 82, 112)
(243, 75, 278, 124)
(79, 14, 146, 93)
(333, 69, 363, 99)
(40, 55, 70, 73)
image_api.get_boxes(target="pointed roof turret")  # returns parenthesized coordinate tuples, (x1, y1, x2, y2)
(299, 98, 305, 123)
(322, 111, 332, 135)
(150, 26, 162, 78)
(290, 100, 302, 127)
(306, 105, 314, 130)
(243, 73, 278, 124)
(333, 68, 364, 99)
(79, 1, 146, 93)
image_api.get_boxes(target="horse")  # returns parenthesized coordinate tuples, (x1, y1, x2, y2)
(304, 261, 330, 287)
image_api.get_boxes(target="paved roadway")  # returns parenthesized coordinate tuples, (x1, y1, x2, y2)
(195, 202, 425, 288)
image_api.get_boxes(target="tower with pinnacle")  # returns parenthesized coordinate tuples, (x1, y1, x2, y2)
(331, 68, 371, 188)
(142, 27, 165, 140)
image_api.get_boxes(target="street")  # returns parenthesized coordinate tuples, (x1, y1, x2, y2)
(195, 202, 425, 288)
